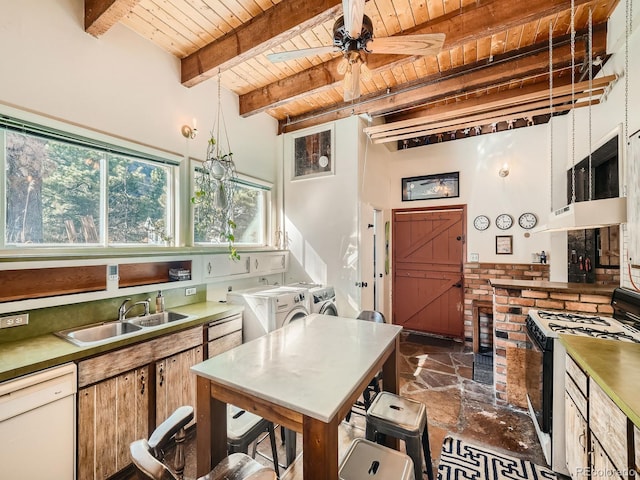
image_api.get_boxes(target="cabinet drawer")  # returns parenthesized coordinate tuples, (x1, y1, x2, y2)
(79, 326, 202, 387)
(566, 355, 588, 397)
(208, 331, 242, 358)
(565, 374, 587, 419)
(208, 314, 242, 341)
(589, 379, 628, 472)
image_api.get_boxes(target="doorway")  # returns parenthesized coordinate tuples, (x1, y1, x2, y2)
(392, 206, 465, 338)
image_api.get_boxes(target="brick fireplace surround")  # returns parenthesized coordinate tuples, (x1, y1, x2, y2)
(464, 262, 618, 408)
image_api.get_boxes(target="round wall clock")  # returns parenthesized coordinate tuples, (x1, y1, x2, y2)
(473, 215, 490, 231)
(518, 212, 538, 229)
(495, 214, 513, 230)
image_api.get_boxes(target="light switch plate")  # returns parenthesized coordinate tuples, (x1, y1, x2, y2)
(469, 253, 479, 262)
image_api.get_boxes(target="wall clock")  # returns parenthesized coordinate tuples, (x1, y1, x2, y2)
(518, 212, 538, 229)
(495, 214, 513, 230)
(473, 215, 490, 231)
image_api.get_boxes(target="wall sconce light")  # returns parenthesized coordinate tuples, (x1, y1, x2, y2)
(181, 119, 197, 139)
(498, 163, 510, 177)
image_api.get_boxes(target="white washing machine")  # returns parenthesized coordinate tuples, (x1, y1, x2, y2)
(227, 286, 309, 342)
(286, 282, 339, 316)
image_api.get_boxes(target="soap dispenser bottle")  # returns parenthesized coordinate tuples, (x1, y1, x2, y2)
(156, 290, 165, 313)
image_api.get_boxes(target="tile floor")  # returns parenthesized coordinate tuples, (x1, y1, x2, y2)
(132, 332, 547, 479)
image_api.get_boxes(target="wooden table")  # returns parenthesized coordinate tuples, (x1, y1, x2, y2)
(191, 313, 403, 480)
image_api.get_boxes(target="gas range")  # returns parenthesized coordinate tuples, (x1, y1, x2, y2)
(524, 288, 640, 474)
(527, 308, 640, 347)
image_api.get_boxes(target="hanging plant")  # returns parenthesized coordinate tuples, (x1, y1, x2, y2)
(191, 73, 240, 261)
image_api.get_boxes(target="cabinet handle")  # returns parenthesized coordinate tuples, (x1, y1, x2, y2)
(281, 256, 285, 267)
(578, 432, 586, 449)
(158, 365, 164, 387)
(140, 373, 146, 395)
(246, 258, 250, 270)
(207, 262, 212, 274)
(255, 259, 259, 269)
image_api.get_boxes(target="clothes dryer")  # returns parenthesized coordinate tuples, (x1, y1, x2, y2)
(226, 286, 309, 342)
(286, 282, 339, 316)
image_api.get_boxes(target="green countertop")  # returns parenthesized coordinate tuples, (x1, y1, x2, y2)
(560, 334, 640, 428)
(0, 302, 242, 383)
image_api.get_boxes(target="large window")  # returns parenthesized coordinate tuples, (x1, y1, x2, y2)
(2, 117, 175, 248)
(193, 166, 271, 247)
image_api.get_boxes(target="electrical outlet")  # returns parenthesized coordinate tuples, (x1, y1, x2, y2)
(0, 313, 29, 329)
(470, 253, 479, 262)
(185, 287, 196, 296)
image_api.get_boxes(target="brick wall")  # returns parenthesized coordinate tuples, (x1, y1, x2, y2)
(493, 287, 613, 407)
(463, 263, 549, 349)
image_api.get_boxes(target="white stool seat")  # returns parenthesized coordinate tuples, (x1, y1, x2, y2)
(227, 405, 279, 477)
(366, 392, 433, 480)
(339, 438, 414, 480)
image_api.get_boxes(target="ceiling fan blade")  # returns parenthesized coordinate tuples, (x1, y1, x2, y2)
(343, 62, 361, 102)
(367, 33, 446, 56)
(267, 45, 339, 63)
(343, 0, 365, 38)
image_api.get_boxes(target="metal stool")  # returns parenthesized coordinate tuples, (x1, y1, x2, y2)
(227, 405, 280, 478)
(339, 438, 414, 480)
(130, 406, 276, 480)
(365, 392, 434, 480)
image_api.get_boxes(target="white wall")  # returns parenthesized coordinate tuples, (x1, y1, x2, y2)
(282, 117, 361, 317)
(0, 0, 278, 204)
(365, 125, 552, 265)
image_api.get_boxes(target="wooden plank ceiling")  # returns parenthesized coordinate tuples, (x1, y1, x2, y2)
(85, 0, 619, 143)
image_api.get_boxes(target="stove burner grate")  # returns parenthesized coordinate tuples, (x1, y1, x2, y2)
(537, 311, 611, 326)
(548, 323, 640, 343)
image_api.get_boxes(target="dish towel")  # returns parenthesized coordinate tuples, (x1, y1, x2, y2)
(437, 436, 556, 480)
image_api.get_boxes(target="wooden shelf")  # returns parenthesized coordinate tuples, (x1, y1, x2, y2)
(0, 266, 107, 303)
(118, 260, 192, 288)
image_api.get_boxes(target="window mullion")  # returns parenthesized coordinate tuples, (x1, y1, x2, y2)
(101, 153, 108, 246)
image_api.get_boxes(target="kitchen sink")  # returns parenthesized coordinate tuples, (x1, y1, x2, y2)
(125, 311, 189, 328)
(56, 321, 143, 347)
(55, 311, 190, 347)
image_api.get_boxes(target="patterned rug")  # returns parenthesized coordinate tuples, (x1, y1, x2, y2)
(437, 437, 556, 480)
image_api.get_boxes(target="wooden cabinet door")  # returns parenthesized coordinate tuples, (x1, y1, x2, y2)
(156, 345, 203, 428)
(77, 366, 150, 480)
(565, 391, 589, 480)
(591, 437, 623, 480)
(392, 207, 465, 337)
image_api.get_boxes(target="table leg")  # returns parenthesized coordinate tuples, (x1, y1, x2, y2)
(381, 336, 400, 450)
(303, 416, 339, 480)
(382, 335, 399, 394)
(196, 376, 227, 477)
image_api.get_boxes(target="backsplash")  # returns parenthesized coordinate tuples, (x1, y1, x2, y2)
(0, 286, 207, 344)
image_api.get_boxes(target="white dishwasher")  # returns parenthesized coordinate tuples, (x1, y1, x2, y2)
(0, 363, 77, 479)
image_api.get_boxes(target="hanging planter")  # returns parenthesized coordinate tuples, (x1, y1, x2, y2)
(191, 74, 240, 260)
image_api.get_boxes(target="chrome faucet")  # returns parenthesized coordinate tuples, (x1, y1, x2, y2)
(118, 298, 151, 321)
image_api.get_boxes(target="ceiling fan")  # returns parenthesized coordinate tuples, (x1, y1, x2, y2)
(266, 0, 445, 101)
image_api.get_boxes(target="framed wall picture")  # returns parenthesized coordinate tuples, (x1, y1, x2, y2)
(292, 125, 335, 180)
(401, 172, 459, 201)
(496, 235, 513, 255)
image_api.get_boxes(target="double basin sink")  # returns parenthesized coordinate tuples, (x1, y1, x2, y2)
(56, 311, 190, 347)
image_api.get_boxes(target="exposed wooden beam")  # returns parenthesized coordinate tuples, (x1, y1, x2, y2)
(374, 98, 599, 144)
(366, 76, 615, 137)
(370, 88, 606, 142)
(181, 0, 343, 87)
(240, 0, 596, 116)
(278, 26, 607, 134)
(84, 0, 140, 37)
